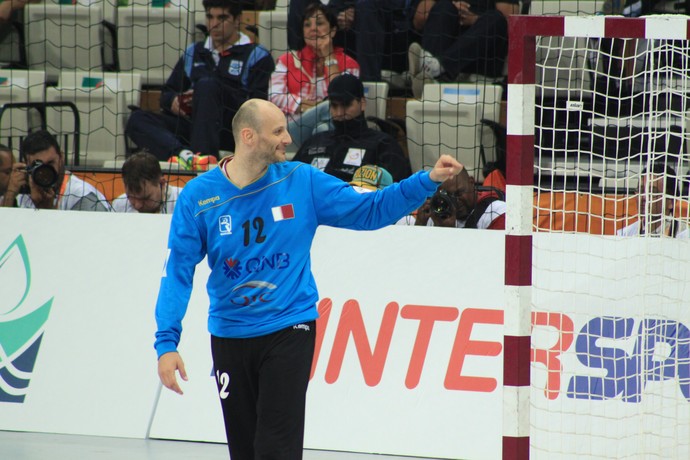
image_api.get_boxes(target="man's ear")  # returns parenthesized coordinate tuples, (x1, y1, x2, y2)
(240, 127, 254, 145)
(359, 97, 367, 113)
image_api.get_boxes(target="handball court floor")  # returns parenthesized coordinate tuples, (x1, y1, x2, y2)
(0, 430, 441, 460)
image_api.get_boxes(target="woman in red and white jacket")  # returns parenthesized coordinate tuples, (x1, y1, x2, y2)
(270, 2, 359, 148)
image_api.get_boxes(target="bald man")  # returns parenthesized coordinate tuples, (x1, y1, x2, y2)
(154, 98, 463, 459)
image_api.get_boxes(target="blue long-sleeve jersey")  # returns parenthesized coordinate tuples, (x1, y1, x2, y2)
(154, 161, 438, 358)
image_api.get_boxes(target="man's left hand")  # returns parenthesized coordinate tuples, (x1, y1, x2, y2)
(429, 154, 463, 183)
(29, 179, 56, 209)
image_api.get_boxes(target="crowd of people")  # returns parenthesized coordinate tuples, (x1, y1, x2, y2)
(115, 0, 516, 161)
(2, 0, 683, 235)
(0, 0, 515, 221)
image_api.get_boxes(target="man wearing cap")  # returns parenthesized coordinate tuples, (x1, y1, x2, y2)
(293, 73, 412, 183)
(349, 164, 394, 192)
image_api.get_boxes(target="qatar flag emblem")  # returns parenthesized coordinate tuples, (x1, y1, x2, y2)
(271, 204, 295, 221)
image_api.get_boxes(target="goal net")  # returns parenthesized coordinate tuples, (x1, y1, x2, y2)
(508, 14, 690, 459)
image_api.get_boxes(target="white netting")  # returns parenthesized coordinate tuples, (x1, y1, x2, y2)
(534, 33, 690, 235)
(527, 17, 690, 459)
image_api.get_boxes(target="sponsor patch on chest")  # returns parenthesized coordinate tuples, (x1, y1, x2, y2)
(228, 60, 243, 76)
(218, 215, 232, 235)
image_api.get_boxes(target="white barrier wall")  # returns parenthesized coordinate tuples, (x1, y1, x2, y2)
(0, 210, 167, 438)
(2, 208, 689, 459)
(0, 209, 506, 459)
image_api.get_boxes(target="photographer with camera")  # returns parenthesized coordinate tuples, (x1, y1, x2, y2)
(414, 166, 505, 229)
(14, 130, 113, 212)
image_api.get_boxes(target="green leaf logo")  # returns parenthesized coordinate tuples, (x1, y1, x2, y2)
(0, 236, 53, 403)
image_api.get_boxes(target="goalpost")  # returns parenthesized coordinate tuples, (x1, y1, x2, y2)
(505, 14, 690, 459)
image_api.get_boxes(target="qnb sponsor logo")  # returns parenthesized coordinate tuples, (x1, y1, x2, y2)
(230, 280, 277, 307)
(245, 253, 289, 273)
(222, 253, 290, 279)
(532, 312, 690, 402)
(0, 236, 53, 403)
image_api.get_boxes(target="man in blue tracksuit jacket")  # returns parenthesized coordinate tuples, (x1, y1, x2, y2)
(154, 98, 463, 460)
(126, 0, 274, 161)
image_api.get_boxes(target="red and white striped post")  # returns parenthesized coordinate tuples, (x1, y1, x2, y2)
(503, 14, 543, 460)
(503, 14, 690, 459)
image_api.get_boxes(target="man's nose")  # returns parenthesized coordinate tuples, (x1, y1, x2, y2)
(130, 198, 143, 210)
(283, 131, 292, 145)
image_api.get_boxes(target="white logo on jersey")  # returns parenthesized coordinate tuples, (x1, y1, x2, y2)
(228, 60, 243, 76)
(219, 215, 232, 235)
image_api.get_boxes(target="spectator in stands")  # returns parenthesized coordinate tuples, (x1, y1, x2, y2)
(270, 1, 360, 148)
(112, 152, 181, 214)
(125, 0, 274, 167)
(288, 0, 434, 83)
(292, 73, 411, 182)
(0, 145, 24, 207)
(617, 163, 688, 237)
(288, 0, 357, 62)
(413, 166, 505, 228)
(408, 0, 518, 98)
(14, 130, 112, 211)
(342, 0, 434, 82)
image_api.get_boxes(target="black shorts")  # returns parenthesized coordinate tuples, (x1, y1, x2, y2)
(211, 320, 316, 460)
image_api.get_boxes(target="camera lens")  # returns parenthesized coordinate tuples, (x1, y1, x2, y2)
(26, 160, 59, 190)
(430, 190, 455, 219)
(32, 164, 58, 189)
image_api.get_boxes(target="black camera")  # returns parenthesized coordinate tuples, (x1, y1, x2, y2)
(430, 189, 457, 220)
(19, 160, 59, 194)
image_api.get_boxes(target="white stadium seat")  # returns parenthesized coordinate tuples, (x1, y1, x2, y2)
(406, 83, 503, 179)
(117, 1, 194, 87)
(0, 70, 46, 142)
(362, 81, 388, 120)
(25, 2, 104, 83)
(257, 10, 288, 62)
(529, 0, 604, 15)
(46, 71, 142, 166)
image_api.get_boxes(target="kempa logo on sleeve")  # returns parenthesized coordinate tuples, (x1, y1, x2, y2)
(0, 236, 53, 403)
(198, 196, 220, 206)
